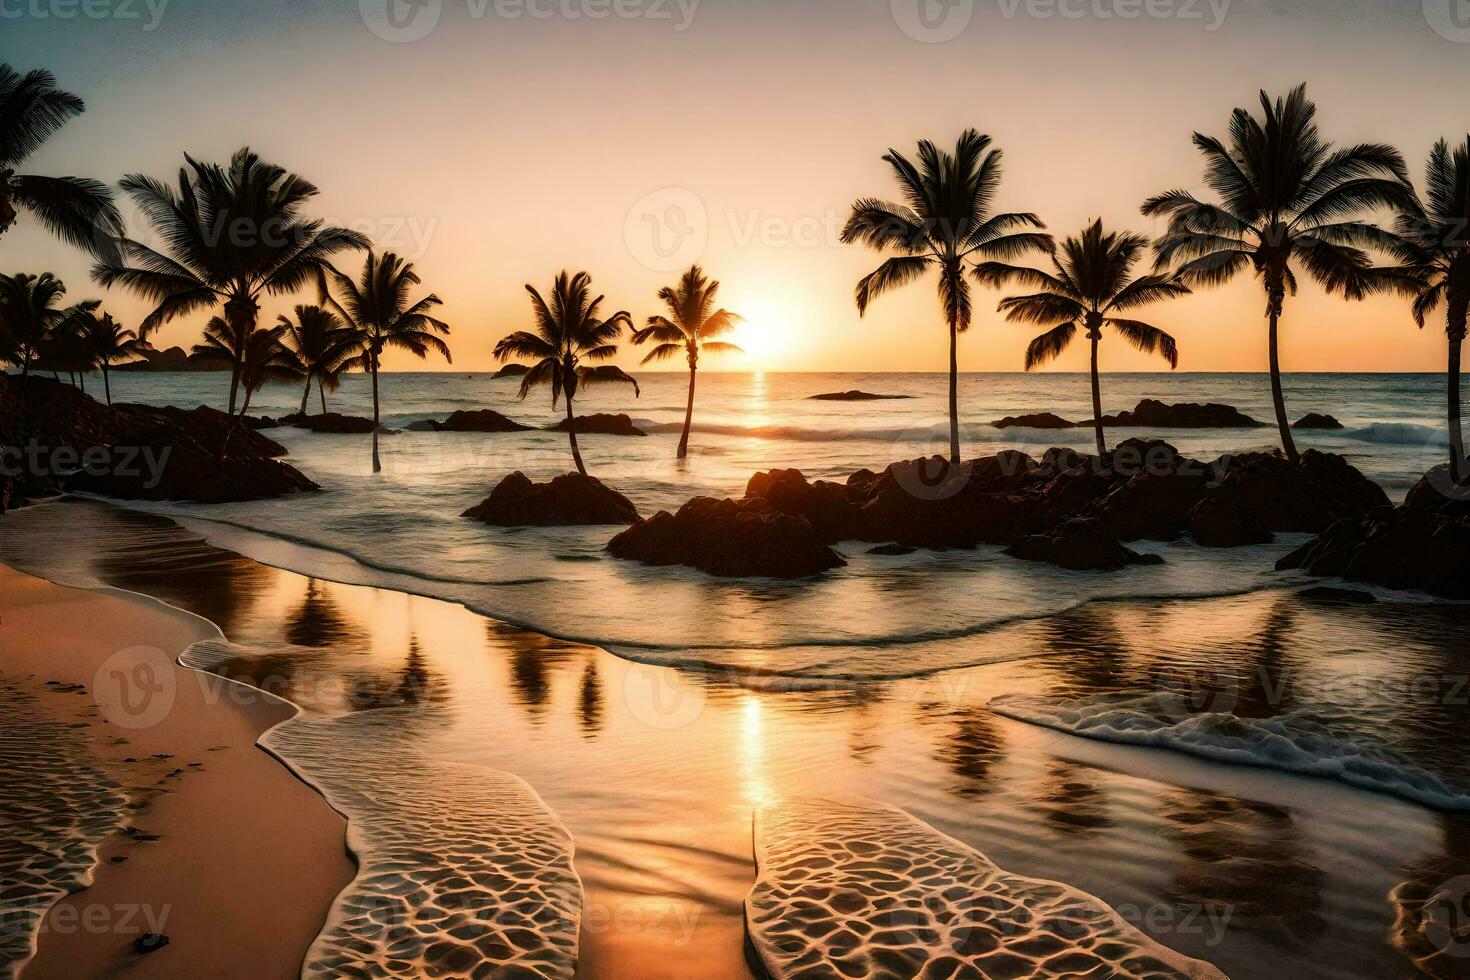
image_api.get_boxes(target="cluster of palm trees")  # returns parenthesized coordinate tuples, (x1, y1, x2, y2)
(846, 85, 1470, 481)
(0, 64, 453, 472)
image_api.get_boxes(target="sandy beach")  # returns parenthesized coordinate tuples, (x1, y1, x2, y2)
(0, 564, 354, 980)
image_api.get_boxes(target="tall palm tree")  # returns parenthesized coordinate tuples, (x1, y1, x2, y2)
(0, 272, 97, 396)
(629, 265, 742, 459)
(278, 303, 358, 415)
(84, 311, 146, 405)
(1142, 84, 1414, 463)
(493, 270, 640, 477)
(0, 66, 122, 258)
(841, 129, 1050, 464)
(318, 251, 452, 472)
(1386, 137, 1470, 483)
(94, 147, 368, 415)
(978, 220, 1189, 455)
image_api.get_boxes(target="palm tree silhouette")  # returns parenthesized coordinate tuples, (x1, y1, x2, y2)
(195, 321, 302, 419)
(630, 265, 742, 458)
(84, 312, 147, 405)
(1142, 84, 1414, 463)
(978, 219, 1188, 454)
(318, 251, 452, 472)
(0, 272, 97, 396)
(1386, 137, 1470, 482)
(841, 129, 1050, 464)
(493, 270, 640, 476)
(278, 303, 358, 415)
(0, 66, 122, 258)
(95, 148, 368, 415)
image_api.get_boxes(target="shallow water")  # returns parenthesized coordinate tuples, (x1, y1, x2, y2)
(3, 501, 1470, 978)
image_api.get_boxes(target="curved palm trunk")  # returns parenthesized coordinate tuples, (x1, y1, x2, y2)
(102, 364, 112, 406)
(1089, 332, 1106, 457)
(1449, 296, 1468, 484)
(320, 383, 328, 414)
(565, 394, 587, 476)
(300, 375, 312, 415)
(370, 360, 382, 474)
(1266, 282, 1299, 464)
(677, 364, 697, 459)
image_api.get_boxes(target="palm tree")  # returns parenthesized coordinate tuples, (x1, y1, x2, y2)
(234, 325, 303, 419)
(978, 220, 1188, 455)
(318, 251, 452, 472)
(629, 265, 742, 459)
(493, 270, 640, 477)
(1385, 137, 1470, 483)
(84, 311, 146, 405)
(95, 148, 368, 415)
(0, 272, 97, 396)
(278, 303, 358, 415)
(840, 129, 1050, 465)
(0, 66, 122, 258)
(1142, 84, 1415, 463)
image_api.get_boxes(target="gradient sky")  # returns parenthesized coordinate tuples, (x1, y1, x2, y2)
(5, 0, 1468, 372)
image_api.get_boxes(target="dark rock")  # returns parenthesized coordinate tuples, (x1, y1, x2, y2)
(491, 363, 530, 379)
(1186, 496, 1273, 547)
(1277, 469, 1470, 599)
(607, 496, 846, 578)
(1005, 517, 1165, 571)
(1088, 470, 1211, 541)
(1211, 449, 1389, 533)
(463, 472, 640, 527)
(992, 412, 1077, 429)
(241, 415, 279, 430)
(433, 409, 533, 433)
(280, 412, 380, 434)
(2, 377, 316, 505)
(1297, 586, 1377, 604)
(808, 390, 913, 401)
(1093, 398, 1268, 429)
(404, 420, 439, 431)
(548, 413, 645, 436)
(114, 345, 225, 372)
(1293, 413, 1344, 430)
(866, 543, 917, 555)
(132, 934, 170, 954)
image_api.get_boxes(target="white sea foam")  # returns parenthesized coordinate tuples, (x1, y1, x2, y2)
(1343, 422, 1448, 446)
(990, 692, 1470, 811)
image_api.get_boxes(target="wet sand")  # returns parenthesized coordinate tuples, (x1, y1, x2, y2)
(0, 565, 354, 980)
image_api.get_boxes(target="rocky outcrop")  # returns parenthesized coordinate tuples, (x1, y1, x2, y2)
(1093, 399, 1267, 428)
(279, 412, 383, 434)
(1211, 449, 1389, 533)
(432, 410, 533, 433)
(606, 496, 846, 578)
(548, 414, 645, 436)
(463, 472, 640, 527)
(1293, 413, 1344, 430)
(807, 390, 913, 401)
(113, 345, 226, 372)
(1276, 466, 1470, 598)
(992, 412, 1076, 429)
(1005, 518, 1165, 571)
(1186, 496, 1273, 547)
(1, 376, 317, 505)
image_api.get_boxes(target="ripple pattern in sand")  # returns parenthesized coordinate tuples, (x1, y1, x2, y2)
(263, 707, 582, 979)
(747, 797, 1227, 980)
(0, 682, 128, 980)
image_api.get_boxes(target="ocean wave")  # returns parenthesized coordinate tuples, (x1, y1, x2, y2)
(1342, 423, 1448, 446)
(990, 691, 1470, 812)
